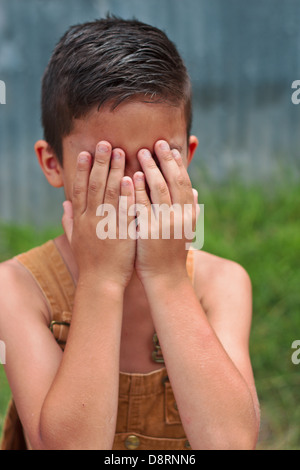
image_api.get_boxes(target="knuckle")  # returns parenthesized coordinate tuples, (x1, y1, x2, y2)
(135, 190, 150, 207)
(175, 175, 185, 187)
(88, 179, 100, 194)
(138, 196, 151, 207)
(146, 160, 158, 170)
(105, 186, 118, 200)
(185, 179, 192, 191)
(162, 152, 173, 162)
(155, 181, 168, 195)
(93, 157, 108, 168)
(175, 155, 184, 166)
(73, 183, 83, 197)
(185, 175, 192, 186)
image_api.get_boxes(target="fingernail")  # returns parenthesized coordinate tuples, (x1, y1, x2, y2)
(78, 153, 89, 163)
(112, 149, 122, 159)
(172, 149, 181, 158)
(98, 143, 109, 153)
(140, 149, 151, 158)
(122, 177, 131, 186)
(135, 172, 144, 181)
(159, 141, 169, 151)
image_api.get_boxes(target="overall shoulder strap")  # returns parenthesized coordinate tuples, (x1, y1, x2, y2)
(16, 240, 75, 316)
(16, 240, 75, 350)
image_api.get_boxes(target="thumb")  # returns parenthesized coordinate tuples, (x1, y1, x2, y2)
(62, 200, 74, 243)
(192, 188, 200, 221)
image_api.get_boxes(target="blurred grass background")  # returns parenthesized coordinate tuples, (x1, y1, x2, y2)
(0, 174, 299, 449)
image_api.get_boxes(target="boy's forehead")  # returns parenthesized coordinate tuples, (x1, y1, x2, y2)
(64, 100, 187, 157)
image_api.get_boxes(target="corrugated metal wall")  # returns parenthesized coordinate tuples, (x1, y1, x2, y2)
(0, 0, 300, 225)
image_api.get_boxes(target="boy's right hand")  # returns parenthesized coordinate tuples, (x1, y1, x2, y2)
(62, 141, 136, 289)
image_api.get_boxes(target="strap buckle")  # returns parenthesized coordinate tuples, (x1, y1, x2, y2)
(49, 320, 70, 346)
(152, 332, 165, 364)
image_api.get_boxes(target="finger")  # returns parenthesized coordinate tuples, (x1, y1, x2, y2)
(137, 148, 171, 205)
(103, 148, 125, 206)
(172, 149, 194, 205)
(153, 140, 183, 204)
(133, 171, 151, 208)
(87, 141, 112, 213)
(62, 200, 74, 243)
(119, 177, 135, 238)
(133, 172, 152, 238)
(192, 188, 200, 221)
(120, 176, 135, 206)
(72, 152, 92, 216)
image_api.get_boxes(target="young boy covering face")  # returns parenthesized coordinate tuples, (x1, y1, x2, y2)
(0, 17, 260, 450)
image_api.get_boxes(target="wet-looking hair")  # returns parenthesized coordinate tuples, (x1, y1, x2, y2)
(41, 16, 192, 164)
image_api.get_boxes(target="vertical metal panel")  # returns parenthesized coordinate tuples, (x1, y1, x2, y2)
(0, 0, 299, 225)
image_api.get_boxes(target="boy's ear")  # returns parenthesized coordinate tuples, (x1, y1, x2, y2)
(34, 140, 64, 188)
(187, 135, 198, 165)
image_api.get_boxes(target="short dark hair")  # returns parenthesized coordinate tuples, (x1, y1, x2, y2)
(41, 16, 192, 164)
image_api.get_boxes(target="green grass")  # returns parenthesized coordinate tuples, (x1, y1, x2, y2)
(199, 177, 300, 449)
(0, 367, 11, 435)
(0, 177, 299, 449)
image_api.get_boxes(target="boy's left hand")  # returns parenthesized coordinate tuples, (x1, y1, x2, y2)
(133, 140, 198, 285)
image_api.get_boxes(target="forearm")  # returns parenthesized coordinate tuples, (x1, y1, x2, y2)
(40, 277, 124, 450)
(144, 275, 259, 450)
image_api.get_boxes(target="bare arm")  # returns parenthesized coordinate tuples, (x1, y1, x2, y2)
(40, 278, 125, 449)
(142, 262, 260, 450)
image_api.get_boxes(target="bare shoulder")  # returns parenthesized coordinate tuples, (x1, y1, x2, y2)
(192, 249, 252, 329)
(193, 249, 251, 292)
(0, 257, 50, 325)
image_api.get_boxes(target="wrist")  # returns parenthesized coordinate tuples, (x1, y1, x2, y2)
(141, 269, 191, 293)
(77, 271, 126, 297)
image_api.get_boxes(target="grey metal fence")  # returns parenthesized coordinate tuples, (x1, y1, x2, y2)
(0, 0, 299, 225)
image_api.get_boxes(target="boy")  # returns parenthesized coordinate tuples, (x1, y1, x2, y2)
(0, 17, 260, 450)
